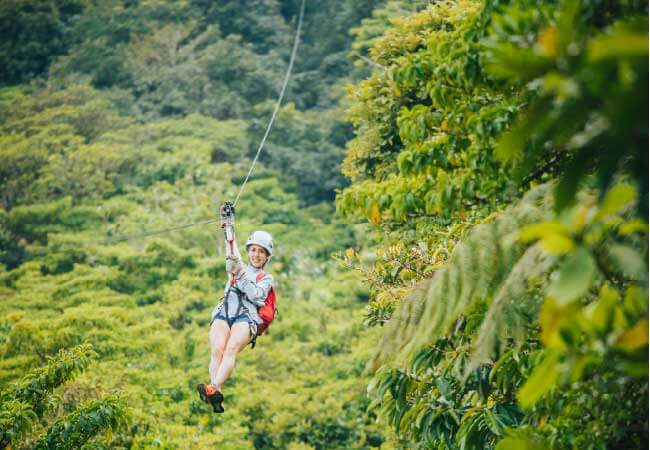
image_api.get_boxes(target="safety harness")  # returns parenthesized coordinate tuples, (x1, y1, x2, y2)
(219, 202, 277, 348)
(222, 271, 277, 349)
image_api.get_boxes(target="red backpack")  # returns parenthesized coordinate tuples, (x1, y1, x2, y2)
(255, 271, 277, 336)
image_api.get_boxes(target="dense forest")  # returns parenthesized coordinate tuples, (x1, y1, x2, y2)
(0, 0, 647, 449)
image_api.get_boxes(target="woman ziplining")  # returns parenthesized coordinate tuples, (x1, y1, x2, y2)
(91, 0, 304, 414)
(194, 0, 304, 414)
(196, 203, 277, 413)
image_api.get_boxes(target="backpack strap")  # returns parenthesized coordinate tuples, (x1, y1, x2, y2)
(255, 271, 278, 317)
(256, 271, 275, 305)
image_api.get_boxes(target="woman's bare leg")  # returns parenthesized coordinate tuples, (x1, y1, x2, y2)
(209, 320, 230, 387)
(212, 322, 251, 390)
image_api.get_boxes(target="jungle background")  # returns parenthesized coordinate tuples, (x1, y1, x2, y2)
(0, 0, 647, 449)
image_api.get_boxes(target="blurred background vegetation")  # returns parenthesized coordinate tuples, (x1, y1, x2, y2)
(0, 0, 647, 449)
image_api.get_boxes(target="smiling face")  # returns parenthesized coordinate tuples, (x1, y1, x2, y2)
(247, 244, 269, 268)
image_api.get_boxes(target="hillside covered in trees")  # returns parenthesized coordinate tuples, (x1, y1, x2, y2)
(0, 0, 404, 447)
(1, 0, 648, 449)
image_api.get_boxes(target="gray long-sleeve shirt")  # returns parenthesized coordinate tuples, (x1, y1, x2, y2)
(212, 234, 273, 335)
(212, 264, 274, 329)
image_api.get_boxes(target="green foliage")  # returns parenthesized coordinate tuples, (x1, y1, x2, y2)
(338, 0, 517, 225)
(0, 0, 410, 447)
(4, 0, 646, 448)
(349, 1, 430, 67)
(339, 0, 648, 448)
(250, 103, 350, 204)
(358, 187, 554, 449)
(514, 184, 648, 412)
(0, 156, 391, 448)
(372, 184, 555, 369)
(1, 344, 97, 413)
(484, 0, 649, 215)
(13, 0, 385, 207)
(108, 239, 196, 294)
(0, 0, 83, 84)
(0, 85, 129, 210)
(0, 344, 110, 448)
(368, 325, 529, 449)
(33, 393, 129, 450)
(0, 400, 38, 449)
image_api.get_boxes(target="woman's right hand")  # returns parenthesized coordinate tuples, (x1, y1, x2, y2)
(225, 256, 244, 279)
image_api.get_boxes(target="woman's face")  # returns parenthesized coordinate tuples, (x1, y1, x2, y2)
(248, 244, 269, 268)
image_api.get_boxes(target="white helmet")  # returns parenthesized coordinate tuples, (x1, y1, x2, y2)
(245, 230, 273, 256)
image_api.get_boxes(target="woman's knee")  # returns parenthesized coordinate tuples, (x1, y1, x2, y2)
(223, 344, 240, 357)
(211, 346, 225, 359)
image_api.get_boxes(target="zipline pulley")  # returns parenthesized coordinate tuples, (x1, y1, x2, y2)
(220, 201, 235, 236)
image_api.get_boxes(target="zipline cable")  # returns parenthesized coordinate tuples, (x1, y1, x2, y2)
(96, 0, 306, 245)
(96, 218, 220, 245)
(233, 0, 305, 207)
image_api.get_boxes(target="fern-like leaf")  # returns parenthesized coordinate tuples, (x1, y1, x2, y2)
(372, 184, 555, 369)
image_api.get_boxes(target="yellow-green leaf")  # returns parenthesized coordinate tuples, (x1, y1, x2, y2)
(540, 234, 575, 255)
(584, 285, 619, 334)
(496, 436, 550, 450)
(519, 221, 571, 243)
(539, 299, 569, 349)
(588, 31, 649, 62)
(517, 352, 561, 409)
(619, 219, 649, 236)
(595, 183, 637, 220)
(623, 286, 649, 317)
(369, 203, 381, 224)
(616, 319, 649, 350)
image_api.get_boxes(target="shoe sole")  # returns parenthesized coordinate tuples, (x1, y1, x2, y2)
(196, 384, 209, 403)
(211, 391, 225, 413)
(212, 401, 225, 413)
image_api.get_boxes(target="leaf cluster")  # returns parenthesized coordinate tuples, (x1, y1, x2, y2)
(339, 0, 649, 448)
(0, 344, 128, 449)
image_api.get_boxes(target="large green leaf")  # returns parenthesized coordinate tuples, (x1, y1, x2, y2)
(588, 27, 649, 61)
(608, 244, 647, 281)
(517, 352, 560, 409)
(547, 246, 596, 305)
(496, 434, 550, 450)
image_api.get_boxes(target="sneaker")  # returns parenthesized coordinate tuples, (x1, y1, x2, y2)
(197, 384, 225, 413)
(196, 384, 218, 402)
(210, 392, 225, 414)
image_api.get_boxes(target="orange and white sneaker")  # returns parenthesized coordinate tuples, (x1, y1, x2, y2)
(196, 384, 224, 413)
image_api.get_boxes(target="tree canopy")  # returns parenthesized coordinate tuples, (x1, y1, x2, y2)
(0, 0, 647, 448)
(338, 0, 648, 448)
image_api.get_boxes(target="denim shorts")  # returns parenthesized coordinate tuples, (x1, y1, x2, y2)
(211, 312, 250, 328)
(210, 310, 259, 347)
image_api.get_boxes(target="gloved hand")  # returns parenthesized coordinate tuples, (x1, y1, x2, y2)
(225, 257, 245, 279)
